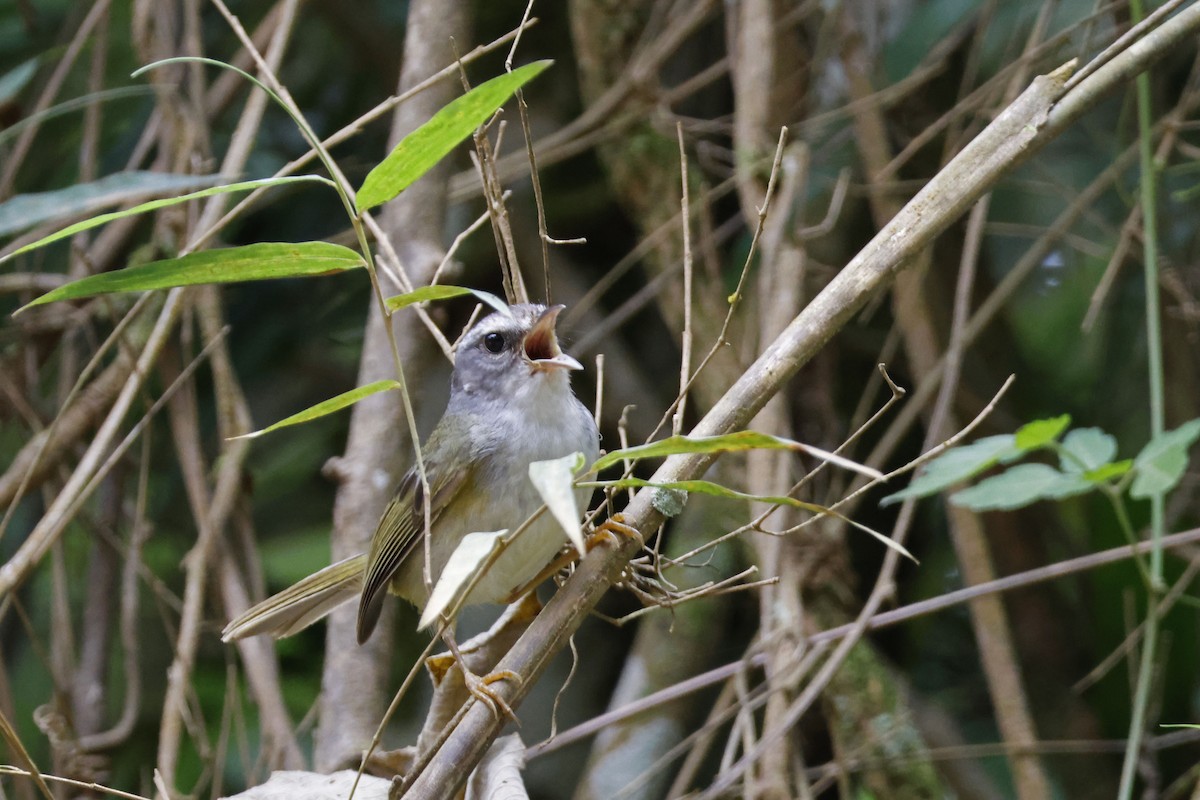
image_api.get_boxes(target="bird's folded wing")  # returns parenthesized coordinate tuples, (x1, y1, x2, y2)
(355, 431, 475, 643)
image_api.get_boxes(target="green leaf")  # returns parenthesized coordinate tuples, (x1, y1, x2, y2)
(0, 171, 225, 238)
(356, 61, 552, 213)
(592, 431, 820, 475)
(1059, 427, 1118, 473)
(1130, 419, 1200, 498)
(585, 477, 916, 562)
(418, 530, 507, 630)
(950, 464, 1093, 511)
(16, 242, 364, 313)
(384, 285, 510, 317)
(880, 435, 1018, 506)
(528, 452, 588, 556)
(0, 57, 38, 105)
(230, 380, 402, 441)
(1084, 460, 1132, 483)
(1, 175, 334, 263)
(1014, 414, 1071, 452)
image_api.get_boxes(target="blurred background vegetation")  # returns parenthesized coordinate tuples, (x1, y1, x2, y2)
(0, 0, 1198, 798)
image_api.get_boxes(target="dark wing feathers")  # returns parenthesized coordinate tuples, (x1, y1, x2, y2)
(355, 417, 475, 643)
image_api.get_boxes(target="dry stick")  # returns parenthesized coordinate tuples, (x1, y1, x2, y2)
(76, 437, 150, 752)
(0, 292, 182, 598)
(155, 4, 301, 786)
(446, 0, 720, 204)
(155, 354, 252, 794)
(827, 105, 1178, 521)
(1083, 62, 1198, 330)
(674, 122, 694, 437)
(1075, 546, 1200, 694)
(915, 9, 1056, 796)
(194, 0, 306, 770)
(405, 11, 1200, 788)
(537, 524, 1200, 759)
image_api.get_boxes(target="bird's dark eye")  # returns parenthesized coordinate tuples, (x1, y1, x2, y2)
(483, 332, 505, 353)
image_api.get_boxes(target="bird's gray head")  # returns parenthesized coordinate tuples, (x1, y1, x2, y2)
(450, 303, 582, 405)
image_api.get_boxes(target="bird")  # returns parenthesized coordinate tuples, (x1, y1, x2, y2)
(222, 303, 601, 699)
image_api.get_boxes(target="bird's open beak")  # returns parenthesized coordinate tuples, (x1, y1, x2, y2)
(523, 305, 583, 372)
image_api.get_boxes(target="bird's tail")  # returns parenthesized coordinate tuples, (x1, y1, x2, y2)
(222, 553, 367, 641)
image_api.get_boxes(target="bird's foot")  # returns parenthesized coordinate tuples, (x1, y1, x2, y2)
(586, 513, 642, 550)
(461, 666, 522, 721)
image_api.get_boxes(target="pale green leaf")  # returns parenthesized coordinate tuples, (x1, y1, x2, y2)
(1059, 427, 1118, 474)
(1084, 460, 1132, 483)
(2, 175, 334, 263)
(418, 530, 507, 630)
(384, 285, 510, 317)
(230, 380, 402, 441)
(585, 477, 916, 562)
(1013, 414, 1071, 452)
(0, 58, 38, 105)
(1131, 419, 1200, 498)
(880, 435, 1018, 505)
(357, 61, 552, 213)
(16, 242, 364, 313)
(951, 464, 1092, 510)
(528, 452, 587, 555)
(0, 171, 225, 238)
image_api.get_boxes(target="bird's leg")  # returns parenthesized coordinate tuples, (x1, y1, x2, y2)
(439, 627, 522, 721)
(502, 514, 643, 604)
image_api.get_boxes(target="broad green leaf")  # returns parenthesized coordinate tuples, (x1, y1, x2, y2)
(1131, 418, 1200, 498)
(384, 285, 511, 317)
(585, 477, 915, 562)
(1014, 415, 1071, 452)
(951, 464, 1092, 511)
(357, 61, 552, 213)
(17, 242, 364, 313)
(528, 452, 587, 556)
(880, 435, 1018, 505)
(0, 171, 224, 238)
(230, 380, 402, 441)
(1, 175, 334, 263)
(0, 58, 38, 105)
(589, 431, 877, 475)
(419, 530, 507, 630)
(1059, 427, 1117, 473)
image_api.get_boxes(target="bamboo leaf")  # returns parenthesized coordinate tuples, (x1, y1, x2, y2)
(357, 61, 552, 213)
(1, 175, 334, 263)
(16, 242, 364, 313)
(384, 285, 511, 317)
(230, 380, 402, 441)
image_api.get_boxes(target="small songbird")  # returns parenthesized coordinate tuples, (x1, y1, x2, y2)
(222, 303, 600, 647)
